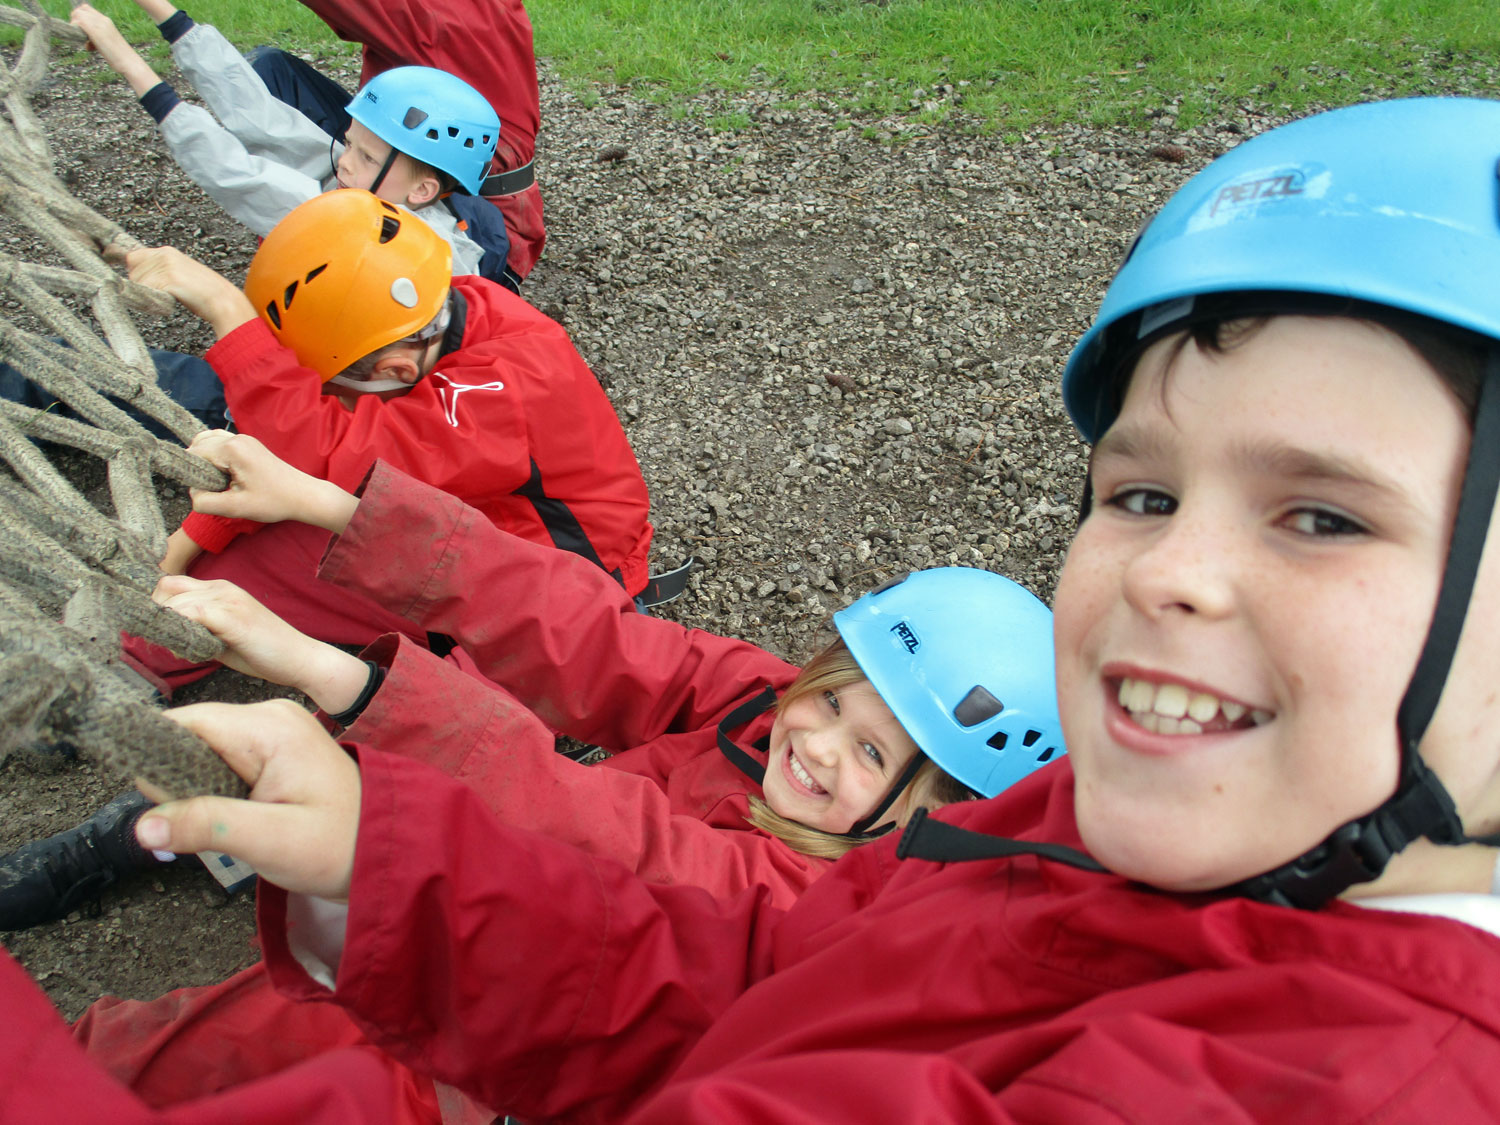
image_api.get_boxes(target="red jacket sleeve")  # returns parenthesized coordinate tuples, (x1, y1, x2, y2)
(261, 747, 785, 1123)
(205, 320, 535, 504)
(320, 461, 798, 749)
(345, 635, 827, 904)
(0, 945, 431, 1122)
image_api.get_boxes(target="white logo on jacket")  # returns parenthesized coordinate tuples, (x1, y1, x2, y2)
(429, 372, 508, 427)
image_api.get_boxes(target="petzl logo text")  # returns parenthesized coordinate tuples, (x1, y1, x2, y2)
(1209, 170, 1305, 217)
(891, 621, 920, 653)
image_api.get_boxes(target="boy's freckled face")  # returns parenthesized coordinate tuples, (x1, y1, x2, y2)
(1054, 316, 1477, 892)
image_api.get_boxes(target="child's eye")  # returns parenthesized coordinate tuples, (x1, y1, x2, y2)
(823, 690, 840, 715)
(1105, 487, 1176, 517)
(1281, 507, 1368, 538)
(862, 743, 884, 768)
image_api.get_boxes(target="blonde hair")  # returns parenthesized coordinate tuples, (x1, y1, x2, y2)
(744, 638, 977, 860)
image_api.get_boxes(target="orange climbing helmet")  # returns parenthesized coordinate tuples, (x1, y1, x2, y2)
(244, 189, 452, 381)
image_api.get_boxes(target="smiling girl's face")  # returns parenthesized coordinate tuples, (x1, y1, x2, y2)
(761, 681, 921, 834)
(1052, 315, 1497, 893)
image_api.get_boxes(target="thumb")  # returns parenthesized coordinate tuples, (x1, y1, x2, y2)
(137, 795, 354, 901)
(136, 793, 251, 856)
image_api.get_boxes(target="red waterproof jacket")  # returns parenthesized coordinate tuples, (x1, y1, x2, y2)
(325, 460, 826, 902)
(11, 749, 1500, 1120)
(66, 463, 826, 1121)
(293, 0, 546, 276)
(182, 277, 653, 595)
(250, 748, 1500, 1123)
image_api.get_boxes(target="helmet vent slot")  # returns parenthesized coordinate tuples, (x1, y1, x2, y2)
(1036, 745, 1058, 763)
(305, 265, 327, 284)
(425, 128, 440, 140)
(448, 126, 460, 138)
(402, 107, 429, 130)
(378, 215, 401, 244)
(281, 281, 297, 309)
(986, 731, 1008, 752)
(953, 686, 1002, 728)
(263, 301, 281, 329)
(1021, 729, 1042, 747)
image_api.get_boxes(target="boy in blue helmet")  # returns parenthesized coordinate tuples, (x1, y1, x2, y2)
(8, 96, 1500, 1120)
(70, 2, 507, 285)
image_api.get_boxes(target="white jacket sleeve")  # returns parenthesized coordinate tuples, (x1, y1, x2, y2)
(169, 22, 336, 177)
(158, 102, 326, 237)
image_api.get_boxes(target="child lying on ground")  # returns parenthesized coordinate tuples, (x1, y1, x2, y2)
(66, 434, 1061, 1122)
(71, 2, 504, 282)
(257, 0, 547, 283)
(9, 95, 1500, 1123)
(121, 189, 652, 690)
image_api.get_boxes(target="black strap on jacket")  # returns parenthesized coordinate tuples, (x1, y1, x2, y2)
(896, 806, 1109, 872)
(481, 160, 536, 197)
(715, 685, 778, 784)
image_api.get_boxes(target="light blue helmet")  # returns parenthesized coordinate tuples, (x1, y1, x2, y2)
(833, 567, 1063, 799)
(348, 66, 500, 195)
(1062, 96, 1500, 444)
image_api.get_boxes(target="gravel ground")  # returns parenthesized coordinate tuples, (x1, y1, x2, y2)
(3, 38, 1497, 1024)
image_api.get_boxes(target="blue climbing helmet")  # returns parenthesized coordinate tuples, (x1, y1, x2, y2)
(1062, 96, 1500, 444)
(1056, 96, 1500, 910)
(348, 66, 500, 195)
(833, 567, 1064, 799)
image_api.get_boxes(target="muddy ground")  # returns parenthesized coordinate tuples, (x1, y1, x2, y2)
(2, 33, 1497, 1026)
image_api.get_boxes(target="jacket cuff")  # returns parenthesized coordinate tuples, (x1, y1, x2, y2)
(139, 81, 181, 124)
(156, 9, 195, 43)
(205, 317, 282, 382)
(181, 510, 261, 553)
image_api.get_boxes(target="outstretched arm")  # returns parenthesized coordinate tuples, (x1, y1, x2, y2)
(71, 5, 161, 97)
(153, 575, 370, 711)
(122, 246, 255, 338)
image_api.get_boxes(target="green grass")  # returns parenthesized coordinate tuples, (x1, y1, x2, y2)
(26, 0, 1500, 132)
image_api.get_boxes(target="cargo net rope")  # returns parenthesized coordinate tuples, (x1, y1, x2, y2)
(0, 3, 246, 800)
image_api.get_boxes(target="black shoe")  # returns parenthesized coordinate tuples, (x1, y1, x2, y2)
(0, 791, 164, 931)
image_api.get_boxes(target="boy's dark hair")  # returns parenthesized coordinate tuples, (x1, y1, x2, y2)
(1102, 295, 1489, 435)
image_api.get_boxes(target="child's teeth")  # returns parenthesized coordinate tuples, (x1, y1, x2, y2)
(1126, 678, 1155, 712)
(1155, 683, 1188, 718)
(1187, 692, 1219, 723)
(1117, 677, 1271, 733)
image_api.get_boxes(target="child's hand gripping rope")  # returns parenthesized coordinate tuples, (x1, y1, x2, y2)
(140, 700, 362, 901)
(187, 430, 359, 533)
(152, 574, 373, 714)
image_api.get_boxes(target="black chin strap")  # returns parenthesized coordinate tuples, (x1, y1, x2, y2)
(1232, 350, 1500, 909)
(368, 147, 401, 197)
(715, 686, 777, 785)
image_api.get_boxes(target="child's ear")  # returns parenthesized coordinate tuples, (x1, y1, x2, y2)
(371, 351, 424, 386)
(404, 168, 443, 208)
